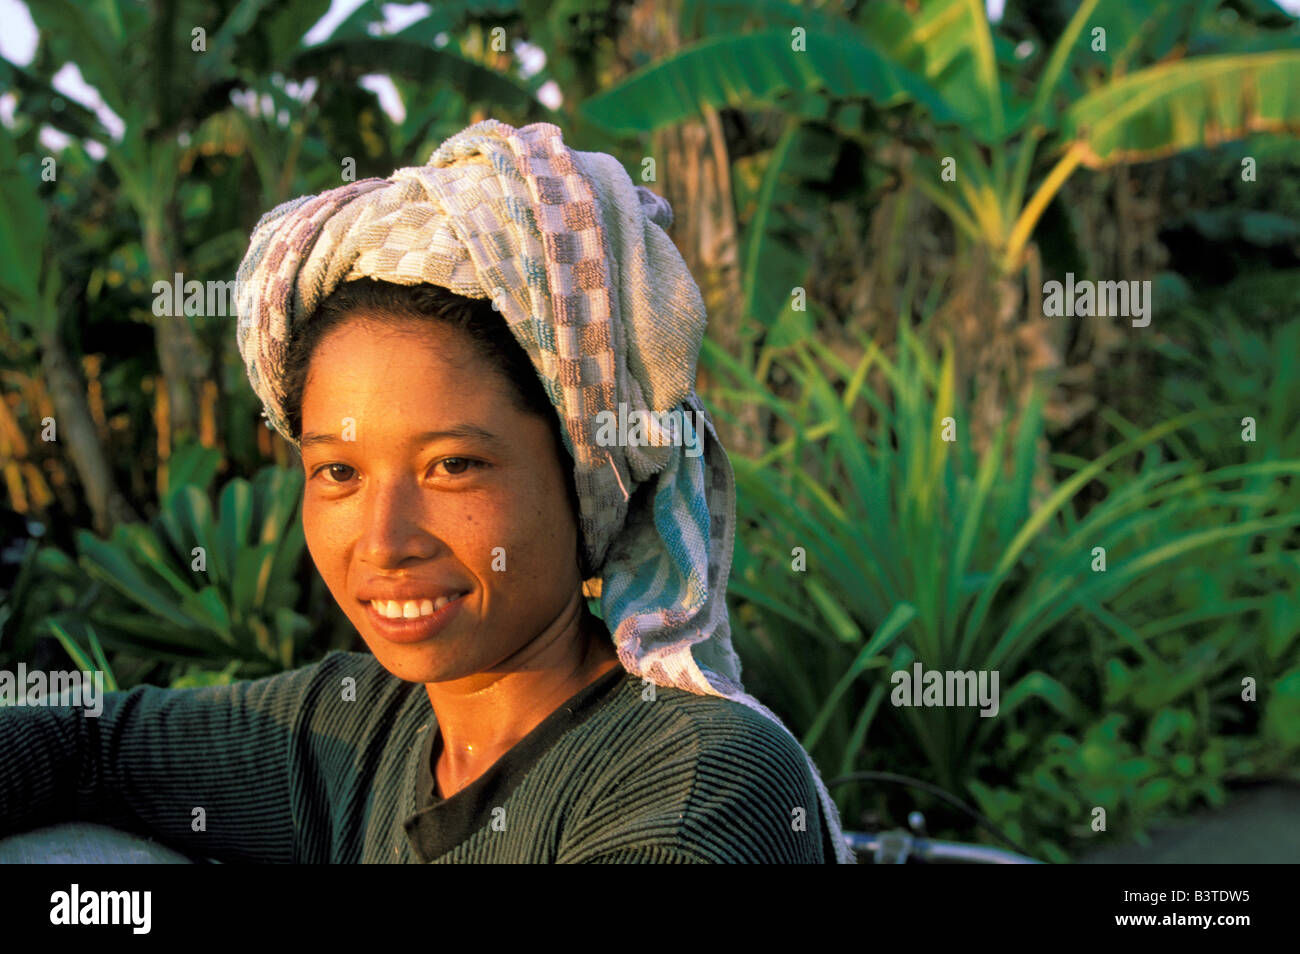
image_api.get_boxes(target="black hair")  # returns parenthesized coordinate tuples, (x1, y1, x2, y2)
(280, 278, 592, 578)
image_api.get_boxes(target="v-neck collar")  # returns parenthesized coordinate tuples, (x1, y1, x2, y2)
(402, 666, 629, 862)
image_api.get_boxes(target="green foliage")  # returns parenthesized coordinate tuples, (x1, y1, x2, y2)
(1146, 300, 1300, 468)
(288, 39, 555, 128)
(0, 130, 57, 333)
(69, 444, 317, 680)
(708, 306, 1300, 856)
(740, 121, 840, 331)
(582, 27, 952, 136)
(1062, 51, 1300, 166)
(1263, 666, 1300, 750)
(967, 713, 1238, 864)
(47, 620, 118, 693)
(3, 0, 1298, 861)
(168, 660, 243, 689)
(0, 539, 85, 668)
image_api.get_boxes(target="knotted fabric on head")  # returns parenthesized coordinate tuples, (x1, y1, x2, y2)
(234, 118, 853, 862)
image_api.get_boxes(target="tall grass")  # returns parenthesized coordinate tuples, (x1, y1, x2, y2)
(706, 316, 1300, 851)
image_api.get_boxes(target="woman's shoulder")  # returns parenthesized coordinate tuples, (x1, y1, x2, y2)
(603, 669, 811, 758)
(601, 676, 821, 810)
(558, 672, 829, 861)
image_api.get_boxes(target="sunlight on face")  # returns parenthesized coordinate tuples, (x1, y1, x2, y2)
(298, 312, 584, 684)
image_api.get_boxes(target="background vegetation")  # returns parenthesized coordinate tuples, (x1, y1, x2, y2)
(2, 0, 1298, 862)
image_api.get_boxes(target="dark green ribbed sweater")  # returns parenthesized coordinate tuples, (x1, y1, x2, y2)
(1, 651, 836, 863)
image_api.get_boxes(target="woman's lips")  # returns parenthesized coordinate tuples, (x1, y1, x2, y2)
(362, 592, 467, 644)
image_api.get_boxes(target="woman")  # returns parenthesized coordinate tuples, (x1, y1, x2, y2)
(0, 119, 853, 863)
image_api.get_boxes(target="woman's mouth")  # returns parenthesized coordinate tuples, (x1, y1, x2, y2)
(362, 592, 468, 644)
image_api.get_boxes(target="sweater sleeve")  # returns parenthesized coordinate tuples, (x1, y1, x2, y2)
(0, 655, 334, 863)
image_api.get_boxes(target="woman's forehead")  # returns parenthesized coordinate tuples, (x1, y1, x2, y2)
(301, 320, 516, 430)
(308, 314, 483, 378)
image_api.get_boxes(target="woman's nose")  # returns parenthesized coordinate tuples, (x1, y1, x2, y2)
(355, 476, 439, 568)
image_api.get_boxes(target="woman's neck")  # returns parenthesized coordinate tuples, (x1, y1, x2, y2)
(424, 593, 620, 798)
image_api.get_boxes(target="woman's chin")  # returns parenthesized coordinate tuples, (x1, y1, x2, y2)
(346, 597, 481, 681)
(366, 645, 462, 685)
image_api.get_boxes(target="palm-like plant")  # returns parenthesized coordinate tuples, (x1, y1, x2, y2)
(709, 313, 1300, 825)
(9, 1, 335, 447)
(67, 443, 330, 679)
(896, 0, 1300, 448)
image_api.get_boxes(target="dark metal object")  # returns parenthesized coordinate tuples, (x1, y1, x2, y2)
(843, 828, 1043, 863)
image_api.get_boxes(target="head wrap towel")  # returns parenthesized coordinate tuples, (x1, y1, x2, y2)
(234, 118, 853, 863)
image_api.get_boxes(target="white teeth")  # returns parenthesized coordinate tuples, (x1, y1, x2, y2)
(371, 595, 461, 619)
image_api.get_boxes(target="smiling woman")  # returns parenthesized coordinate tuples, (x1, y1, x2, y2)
(0, 119, 854, 863)
(285, 280, 622, 796)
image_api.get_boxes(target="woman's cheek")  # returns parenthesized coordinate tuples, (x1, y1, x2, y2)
(302, 499, 326, 574)
(303, 498, 355, 594)
(466, 495, 528, 599)
(468, 501, 515, 589)
(518, 495, 573, 600)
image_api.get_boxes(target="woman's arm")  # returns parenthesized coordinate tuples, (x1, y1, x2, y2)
(0, 658, 330, 863)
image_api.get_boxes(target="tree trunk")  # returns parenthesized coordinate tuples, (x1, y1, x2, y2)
(37, 327, 139, 534)
(654, 114, 760, 456)
(143, 220, 205, 448)
(934, 247, 1061, 506)
(616, 0, 758, 457)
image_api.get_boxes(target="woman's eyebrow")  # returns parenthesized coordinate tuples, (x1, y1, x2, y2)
(412, 424, 506, 449)
(300, 424, 505, 449)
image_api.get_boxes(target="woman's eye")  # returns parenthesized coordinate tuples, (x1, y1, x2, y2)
(436, 457, 477, 477)
(315, 463, 356, 483)
(310, 459, 481, 484)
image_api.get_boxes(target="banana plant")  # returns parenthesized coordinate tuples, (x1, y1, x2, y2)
(893, 0, 1300, 272)
(14, 0, 554, 449)
(16, 0, 338, 445)
(575, 0, 959, 352)
(578, 0, 1300, 329)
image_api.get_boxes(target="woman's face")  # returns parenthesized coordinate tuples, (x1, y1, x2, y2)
(298, 312, 585, 684)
